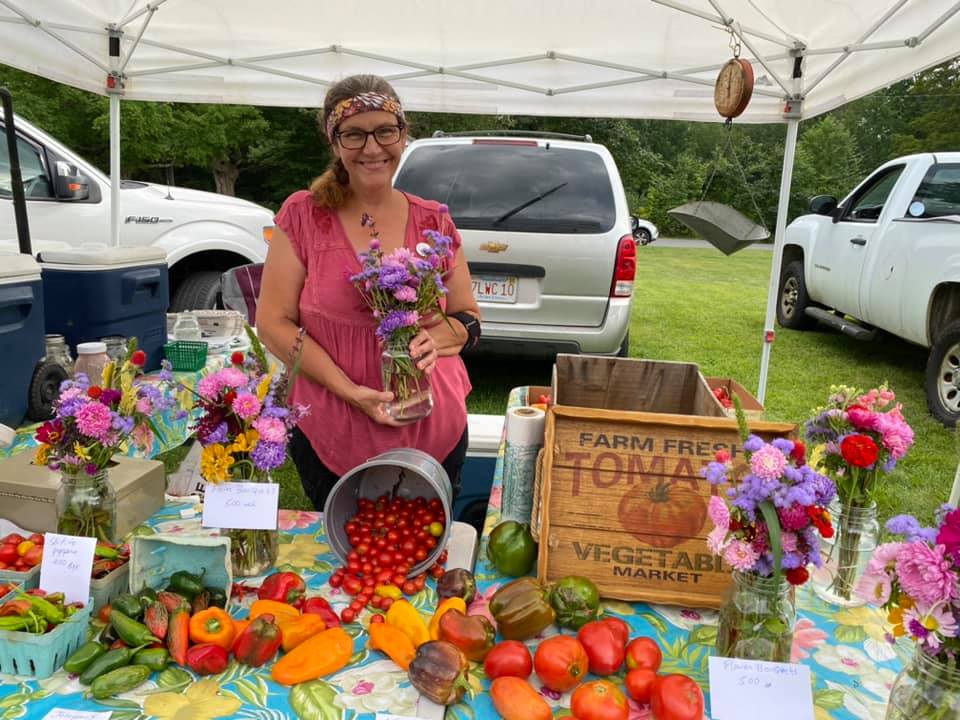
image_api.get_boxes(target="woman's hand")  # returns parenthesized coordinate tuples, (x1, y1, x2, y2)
(351, 385, 417, 427)
(409, 329, 438, 375)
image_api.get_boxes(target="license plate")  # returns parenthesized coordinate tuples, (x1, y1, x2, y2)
(472, 274, 518, 304)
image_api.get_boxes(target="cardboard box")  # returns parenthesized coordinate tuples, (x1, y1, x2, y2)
(706, 377, 764, 418)
(536, 355, 795, 608)
(0, 453, 165, 538)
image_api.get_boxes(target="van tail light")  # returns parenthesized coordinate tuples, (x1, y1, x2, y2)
(611, 235, 636, 297)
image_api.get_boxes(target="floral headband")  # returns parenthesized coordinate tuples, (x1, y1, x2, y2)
(325, 92, 405, 144)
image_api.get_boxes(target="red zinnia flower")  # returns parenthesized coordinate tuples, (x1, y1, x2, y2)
(790, 439, 806, 466)
(130, 350, 147, 367)
(231, 351, 245, 366)
(715, 449, 731, 463)
(807, 506, 834, 538)
(35, 419, 64, 445)
(785, 567, 809, 586)
(840, 434, 879, 468)
(87, 386, 102, 399)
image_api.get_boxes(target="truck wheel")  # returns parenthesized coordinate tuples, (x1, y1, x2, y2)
(926, 320, 960, 427)
(777, 261, 815, 330)
(171, 271, 222, 311)
(27, 361, 68, 422)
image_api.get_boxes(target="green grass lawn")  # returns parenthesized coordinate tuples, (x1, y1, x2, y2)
(235, 245, 956, 523)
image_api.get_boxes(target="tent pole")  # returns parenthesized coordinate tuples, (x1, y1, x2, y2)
(109, 93, 120, 248)
(757, 117, 800, 406)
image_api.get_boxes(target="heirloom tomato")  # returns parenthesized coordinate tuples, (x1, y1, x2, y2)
(570, 679, 629, 720)
(533, 635, 588, 692)
(650, 674, 705, 720)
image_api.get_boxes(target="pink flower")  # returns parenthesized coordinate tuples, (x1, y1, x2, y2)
(905, 603, 959, 652)
(896, 542, 960, 606)
(791, 618, 827, 662)
(879, 416, 914, 460)
(231, 393, 262, 420)
(778, 504, 809, 531)
(723, 540, 759, 571)
(75, 401, 113, 440)
(781, 531, 798, 553)
(468, 583, 500, 629)
(878, 389, 896, 407)
(393, 286, 417, 302)
(847, 405, 880, 431)
(867, 542, 904, 574)
(707, 526, 728, 554)
(198, 374, 224, 400)
(351, 680, 374, 696)
(749, 445, 787, 480)
(131, 423, 154, 452)
(278, 510, 320, 530)
(253, 417, 287, 443)
(855, 571, 892, 605)
(708, 495, 729, 529)
(218, 367, 248, 388)
(136, 397, 154, 415)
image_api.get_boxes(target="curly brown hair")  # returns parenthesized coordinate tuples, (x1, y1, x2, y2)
(309, 75, 401, 208)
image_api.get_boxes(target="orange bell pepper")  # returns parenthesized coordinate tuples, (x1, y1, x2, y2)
(249, 599, 300, 621)
(277, 613, 327, 653)
(188, 607, 235, 650)
(271, 627, 353, 686)
(368, 621, 416, 670)
(429, 597, 467, 640)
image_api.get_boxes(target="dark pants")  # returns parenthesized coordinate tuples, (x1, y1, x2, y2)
(290, 425, 469, 512)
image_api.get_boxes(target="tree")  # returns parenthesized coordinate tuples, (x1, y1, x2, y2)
(890, 59, 960, 155)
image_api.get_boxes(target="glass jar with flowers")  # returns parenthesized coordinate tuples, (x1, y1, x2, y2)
(349, 210, 454, 422)
(703, 427, 836, 662)
(34, 342, 178, 542)
(805, 385, 914, 606)
(192, 332, 308, 577)
(857, 508, 960, 719)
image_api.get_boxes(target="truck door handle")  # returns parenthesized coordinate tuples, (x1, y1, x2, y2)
(849, 237, 867, 246)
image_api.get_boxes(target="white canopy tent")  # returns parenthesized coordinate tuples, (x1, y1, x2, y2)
(1, 0, 959, 404)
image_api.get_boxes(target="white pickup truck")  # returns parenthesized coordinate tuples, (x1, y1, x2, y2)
(0, 112, 273, 310)
(777, 152, 960, 425)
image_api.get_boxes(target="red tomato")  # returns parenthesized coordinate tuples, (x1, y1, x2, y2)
(402, 581, 417, 595)
(484, 640, 533, 680)
(625, 668, 658, 704)
(651, 674, 705, 720)
(570, 679, 629, 720)
(341, 608, 356, 623)
(533, 635, 589, 692)
(625, 637, 663, 672)
(1, 534, 24, 546)
(22, 546, 42, 567)
(601, 617, 630, 648)
(430, 565, 445, 579)
(0, 545, 17, 565)
(328, 574, 343, 588)
(27, 533, 44, 546)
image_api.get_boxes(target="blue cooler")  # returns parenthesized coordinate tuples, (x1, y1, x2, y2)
(0, 255, 45, 428)
(455, 413, 505, 532)
(39, 247, 168, 371)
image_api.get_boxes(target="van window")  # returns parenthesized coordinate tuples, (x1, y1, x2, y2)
(912, 164, 960, 218)
(0, 132, 53, 199)
(395, 144, 616, 233)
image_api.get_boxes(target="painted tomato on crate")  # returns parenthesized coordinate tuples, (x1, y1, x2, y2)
(617, 478, 707, 548)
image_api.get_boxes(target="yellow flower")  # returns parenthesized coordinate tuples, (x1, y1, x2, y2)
(100, 360, 115, 389)
(256, 373, 273, 402)
(143, 679, 241, 720)
(835, 606, 889, 643)
(200, 444, 234, 484)
(34, 444, 51, 466)
(73, 442, 91, 462)
(277, 534, 329, 569)
(230, 429, 259, 454)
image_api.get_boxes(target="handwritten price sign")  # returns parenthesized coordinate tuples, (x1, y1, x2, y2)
(39, 533, 96, 604)
(202, 482, 279, 530)
(708, 656, 814, 720)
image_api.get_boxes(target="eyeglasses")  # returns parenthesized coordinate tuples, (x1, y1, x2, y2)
(335, 125, 404, 149)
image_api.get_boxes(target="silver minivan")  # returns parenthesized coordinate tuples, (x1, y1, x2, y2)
(394, 132, 636, 356)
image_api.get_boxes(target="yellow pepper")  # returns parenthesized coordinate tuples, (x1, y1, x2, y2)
(249, 599, 300, 621)
(375, 584, 403, 600)
(428, 597, 467, 640)
(385, 599, 430, 648)
(277, 613, 327, 653)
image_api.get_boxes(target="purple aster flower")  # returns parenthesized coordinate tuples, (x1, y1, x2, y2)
(251, 440, 286, 471)
(887, 514, 922, 538)
(204, 422, 229, 445)
(112, 414, 135, 435)
(743, 435, 764, 453)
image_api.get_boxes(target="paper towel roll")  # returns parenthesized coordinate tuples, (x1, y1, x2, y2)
(501, 406, 546, 523)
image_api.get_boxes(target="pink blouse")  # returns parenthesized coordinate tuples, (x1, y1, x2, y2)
(275, 189, 472, 476)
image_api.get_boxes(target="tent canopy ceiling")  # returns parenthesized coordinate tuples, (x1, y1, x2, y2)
(1, 0, 958, 123)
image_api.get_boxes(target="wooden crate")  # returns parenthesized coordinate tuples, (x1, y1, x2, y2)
(536, 355, 795, 608)
(706, 376, 764, 418)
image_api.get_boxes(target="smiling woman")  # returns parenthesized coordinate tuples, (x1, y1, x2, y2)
(255, 74, 481, 513)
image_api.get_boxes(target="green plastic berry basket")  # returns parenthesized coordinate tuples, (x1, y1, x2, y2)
(163, 340, 208, 371)
(90, 560, 130, 612)
(0, 565, 40, 591)
(0, 597, 93, 678)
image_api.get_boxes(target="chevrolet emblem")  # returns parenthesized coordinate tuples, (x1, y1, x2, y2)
(479, 242, 508, 253)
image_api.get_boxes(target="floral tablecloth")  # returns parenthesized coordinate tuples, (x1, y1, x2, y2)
(0, 368, 207, 462)
(446, 387, 908, 720)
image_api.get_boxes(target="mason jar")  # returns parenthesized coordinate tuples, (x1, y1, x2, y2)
(55, 467, 117, 542)
(715, 570, 796, 663)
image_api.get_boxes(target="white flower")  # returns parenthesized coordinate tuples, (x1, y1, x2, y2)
(332, 660, 418, 715)
(813, 645, 875, 677)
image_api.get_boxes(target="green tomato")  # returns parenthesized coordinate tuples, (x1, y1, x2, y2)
(428, 521, 444, 537)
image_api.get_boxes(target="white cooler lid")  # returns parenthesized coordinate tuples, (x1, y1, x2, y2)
(0, 253, 41, 282)
(38, 245, 167, 269)
(467, 413, 505, 453)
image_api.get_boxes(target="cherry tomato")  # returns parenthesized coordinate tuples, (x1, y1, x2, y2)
(402, 580, 417, 595)
(428, 521, 444, 537)
(650, 674, 704, 720)
(329, 574, 343, 588)
(570, 679, 629, 720)
(413, 575, 426, 591)
(344, 577, 363, 595)
(430, 565, 445, 579)
(534, 635, 589, 692)
(370, 613, 385, 624)
(356, 543, 370, 556)
(484, 640, 533, 680)
(414, 548, 428, 562)
(625, 637, 662, 672)
(380, 597, 394, 611)
(424, 536, 438, 550)
(625, 668, 658, 705)
(341, 608, 356, 623)
(392, 572, 407, 586)
(345, 521, 358, 535)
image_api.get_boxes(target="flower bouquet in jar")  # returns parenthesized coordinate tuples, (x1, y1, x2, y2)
(805, 385, 915, 605)
(349, 209, 454, 421)
(34, 341, 179, 541)
(857, 508, 960, 719)
(704, 428, 836, 662)
(192, 331, 308, 576)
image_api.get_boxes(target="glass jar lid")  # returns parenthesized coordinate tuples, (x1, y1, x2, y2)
(77, 341, 108, 355)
